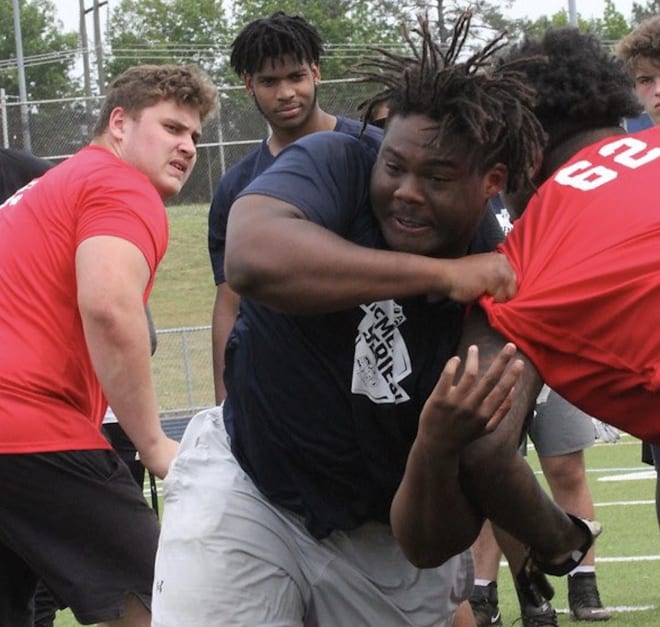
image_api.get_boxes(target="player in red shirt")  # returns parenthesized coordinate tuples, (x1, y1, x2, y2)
(479, 29, 657, 444)
(0, 64, 217, 627)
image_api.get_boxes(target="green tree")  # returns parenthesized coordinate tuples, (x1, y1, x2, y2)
(0, 0, 79, 100)
(631, 0, 660, 25)
(105, 0, 230, 85)
(591, 0, 630, 41)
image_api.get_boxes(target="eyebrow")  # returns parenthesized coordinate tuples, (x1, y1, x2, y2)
(165, 118, 201, 143)
(382, 144, 458, 168)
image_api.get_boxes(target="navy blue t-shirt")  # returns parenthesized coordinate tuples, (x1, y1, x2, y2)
(224, 132, 503, 538)
(207, 117, 383, 285)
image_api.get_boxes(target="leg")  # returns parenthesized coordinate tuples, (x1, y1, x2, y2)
(0, 541, 36, 627)
(33, 580, 60, 627)
(534, 390, 610, 622)
(469, 521, 503, 627)
(452, 600, 477, 627)
(152, 409, 307, 627)
(99, 594, 150, 627)
(539, 451, 595, 566)
(651, 444, 660, 530)
(0, 451, 159, 627)
(493, 524, 558, 627)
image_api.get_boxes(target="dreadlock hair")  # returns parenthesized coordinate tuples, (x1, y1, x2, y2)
(501, 28, 642, 156)
(616, 16, 660, 72)
(230, 11, 324, 77)
(353, 12, 546, 193)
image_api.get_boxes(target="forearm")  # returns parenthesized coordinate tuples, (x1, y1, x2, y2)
(82, 302, 172, 475)
(457, 307, 581, 554)
(391, 439, 482, 567)
(227, 215, 450, 313)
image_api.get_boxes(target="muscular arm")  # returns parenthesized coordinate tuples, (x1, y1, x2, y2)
(76, 236, 177, 478)
(391, 343, 524, 566)
(225, 195, 516, 313)
(393, 307, 590, 568)
(211, 282, 240, 403)
(456, 307, 586, 564)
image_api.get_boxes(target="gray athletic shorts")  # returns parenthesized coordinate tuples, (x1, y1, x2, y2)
(152, 406, 473, 627)
(528, 386, 596, 457)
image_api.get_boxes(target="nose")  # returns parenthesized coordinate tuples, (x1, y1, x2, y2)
(393, 173, 424, 204)
(276, 80, 295, 101)
(179, 135, 197, 158)
(655, 77, 660, 95)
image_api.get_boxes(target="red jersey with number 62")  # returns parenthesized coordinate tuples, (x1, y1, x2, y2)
(481, 126, 660, 443)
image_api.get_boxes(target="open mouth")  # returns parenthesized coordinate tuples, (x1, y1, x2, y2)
(393, 215, 429, 231)
(170, 161, 186, 174)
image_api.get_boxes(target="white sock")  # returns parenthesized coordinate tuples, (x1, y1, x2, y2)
(569, 565, 595, 577)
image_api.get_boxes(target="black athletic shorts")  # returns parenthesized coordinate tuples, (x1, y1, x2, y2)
(0, 449, 160, 626)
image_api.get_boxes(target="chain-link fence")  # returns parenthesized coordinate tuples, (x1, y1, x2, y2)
(1, 77, 377, 205)
(153, 325, 213, 418)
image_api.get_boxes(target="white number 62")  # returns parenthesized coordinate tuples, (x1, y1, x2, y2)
(555, 136, 660, 191)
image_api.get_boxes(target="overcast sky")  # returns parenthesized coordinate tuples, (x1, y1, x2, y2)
(50, 0, 636, 36)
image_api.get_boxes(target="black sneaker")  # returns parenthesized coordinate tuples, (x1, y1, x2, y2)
(568, 572, 612, 621)
(469, 582, 502, 627)
(519, 600, 559, 627)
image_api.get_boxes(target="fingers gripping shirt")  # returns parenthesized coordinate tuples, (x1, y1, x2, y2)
(480, 126, 660, 443)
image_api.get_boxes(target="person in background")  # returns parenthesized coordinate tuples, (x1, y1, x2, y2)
(0, 148, 53, 197)
(208, 10, 383, 402)
(0, 63, 217, 627)
(616, 15, 660, 531)
(470, 388, 613, 627)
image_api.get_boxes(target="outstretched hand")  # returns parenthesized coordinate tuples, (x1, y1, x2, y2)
(417, 343, 524, 455)
(445, 252, 517, 304)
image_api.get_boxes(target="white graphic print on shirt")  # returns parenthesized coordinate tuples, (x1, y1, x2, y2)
(352, 300, 411, 403)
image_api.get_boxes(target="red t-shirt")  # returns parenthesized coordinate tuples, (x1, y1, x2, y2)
(481, 126, 660, 444)
(0, 145, 168, 452)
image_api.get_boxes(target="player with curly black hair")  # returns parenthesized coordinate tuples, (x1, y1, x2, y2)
(229, 10, 323, 76)
(208, 11, 383, 402)
(451, 24, 660, 616)
(465, 29, 643, 627)
(155, 13, 598, 627)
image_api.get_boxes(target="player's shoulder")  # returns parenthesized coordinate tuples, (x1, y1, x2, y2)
(222, 142, 266, 180)
(335, 116, 384, 150)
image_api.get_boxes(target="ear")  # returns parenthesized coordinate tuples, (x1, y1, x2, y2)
(244, 74, 254, 96)
(310, 63, 321, 85)
(107, 106, 128, 141)
(483, 163, 507, 198)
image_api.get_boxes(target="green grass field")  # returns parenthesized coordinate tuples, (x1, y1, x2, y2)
(53, 204, 660, 626)
(149, 203, 215, 330)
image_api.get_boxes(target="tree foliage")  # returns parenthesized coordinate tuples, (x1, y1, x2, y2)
(0, 0, 78, 100)
(631, 0, 660, 25)
(105, 0, 229, 84)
